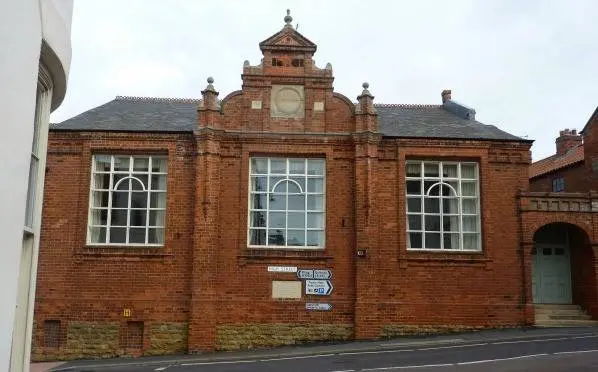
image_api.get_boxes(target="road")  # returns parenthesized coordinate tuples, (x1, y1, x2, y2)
(90, 332, 598, 372)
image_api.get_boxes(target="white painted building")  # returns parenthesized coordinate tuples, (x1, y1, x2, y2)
(0, 1, 73, 370)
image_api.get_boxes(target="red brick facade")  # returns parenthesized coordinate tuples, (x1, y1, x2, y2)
(32, 17, 598, 361)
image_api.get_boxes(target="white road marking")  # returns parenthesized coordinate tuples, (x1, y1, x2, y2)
(417, 342, 488, 351)
(380, 339, 464, 348)
(339, 349, 414, 356)
(154, 367, 170, 371)
(260, 353, 336, 361)
(329, 370, 355, 372)
(361, 363, 453, 370)
(554, 349, 598, 355)
(571, 335, 598, 340)
(457, 353, 549, 365)
(181, 359, 256, 366)
(492, 337, 569, 345)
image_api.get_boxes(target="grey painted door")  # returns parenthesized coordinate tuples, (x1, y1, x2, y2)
(532, 245, 572, 304)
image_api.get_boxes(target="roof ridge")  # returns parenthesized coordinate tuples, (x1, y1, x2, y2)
(115, 96, 202, 104)
(374, 103, 442, 109)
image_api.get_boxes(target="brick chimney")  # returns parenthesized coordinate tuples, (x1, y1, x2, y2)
(441, 89, 452, 103)
(555, 129, 582, 156)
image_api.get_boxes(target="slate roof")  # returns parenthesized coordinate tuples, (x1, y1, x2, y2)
(51, 96, 529, 142)
(529, 145, 584, 179)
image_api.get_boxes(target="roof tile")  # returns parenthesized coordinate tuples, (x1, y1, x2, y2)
(529, 145, 584, 178)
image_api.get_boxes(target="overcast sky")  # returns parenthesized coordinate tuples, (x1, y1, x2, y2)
(52, 0, 598, 161)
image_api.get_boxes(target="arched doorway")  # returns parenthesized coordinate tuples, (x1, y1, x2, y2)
(531, 223, 594, 305)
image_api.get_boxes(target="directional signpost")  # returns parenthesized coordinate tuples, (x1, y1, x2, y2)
(313, 269, 332, 280)
(297, 269, 314, 279)
(306, 303, 333, 311)
(305, 279, 333, 296)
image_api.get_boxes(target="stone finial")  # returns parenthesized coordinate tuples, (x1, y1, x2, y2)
(325, 62, 333, 71)
(284, 9, 293, 27)
(243, 60, 250, 67)
(441, 89, 452, 103)
(360, 82, 373, 97)
(204, 77, 216, 92)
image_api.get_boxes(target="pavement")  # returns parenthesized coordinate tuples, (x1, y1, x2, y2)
(31, 326, 598, 371)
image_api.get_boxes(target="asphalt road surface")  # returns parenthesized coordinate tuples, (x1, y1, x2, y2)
(91, 333, 598, 372)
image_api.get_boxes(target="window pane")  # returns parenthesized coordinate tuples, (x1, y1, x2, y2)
(287, 230, 305, 246)
(113, 157, 130, 172)
(443, 164, 458, 178)
(407, 197, 421, 212)
(149, 210, 165, 227)
(425, 233, 441, 248)
(131, 175, 147, 190)
(462, 215, 478, 232)
(287, 182, 301, 194)
(288, 194, 305, 210)
(151, 175, 167, 190)
(152, 158, 168, 173)
(442, 198, 459, 214)
(289, 159, 305, 174)
(150, 192, 167, 208)
(91, 191, 109, 208)
(408, 232, 422, 248)
(109, 227, 127, 243)
(406, 180, 421, 195)
(251, 177, 267, 192)
(306, 230, 324, 246)
(112, 191, 129, 208)
(90, 208, 108, 225)
(251, 194, 267, 209)
(424, 163, 439, 177)
(463, 233, 479, 250)
(289, 177, 305, 191)
(114, 176, 129, 190)
(424, 215, 441, 231)
(424, 198, 440, 213)
(133, 157, 149, 171)
(288, 212, 305, 228)
(406, 163, 420, 177)
(89, 226, 106, 243)
(306, 213, 324, 228)
(129, 228, 146, 243)
(269, 176, 285, 191)
(111, 209, 128, 226)
(249, 229, 266, 245)
(24, 158, 37, 227)
(307, 195, 323, 210)
(461, 181, 477, 196)
(307, 159, 324, 175)
(407, 215, 422, 230)
(131, 192, 147, 208)
(268, 229, 286, 245)
(269, 212, 286, 228)
(92, 174, 111, 190)
(250, 211, 267, 228)
(94, 155, 111, 172)
(251, 158, 268, 174)
(148, 228, 164, 244)
(443, 233, 460, 249)
(270, 159, 286, 174)
(462, 199, 477, 214)
(307, 178, 324, 193)
(270, 194, 286, 210)
(443, 215, 459, 232)
(444, 181, 459, 196)
(426, 182, 440, 196)
(461, 164, 476, 179)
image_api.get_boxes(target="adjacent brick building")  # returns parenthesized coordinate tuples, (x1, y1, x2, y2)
(32, 12, 598, 361)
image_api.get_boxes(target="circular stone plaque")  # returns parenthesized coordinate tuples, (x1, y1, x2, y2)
(274, 87, 302, 115)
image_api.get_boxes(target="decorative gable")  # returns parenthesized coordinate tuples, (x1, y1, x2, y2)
(259, 10, 317, 54)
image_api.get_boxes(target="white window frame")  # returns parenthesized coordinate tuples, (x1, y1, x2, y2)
(405, 161, 481, 252)
(248, 157, 326, 249)
(87, 155, 168, 246)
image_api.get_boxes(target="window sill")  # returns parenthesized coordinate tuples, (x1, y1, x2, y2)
(239, 248, 333, 264)
(399, 250, 491, 269)
(77, 246, 172, 260)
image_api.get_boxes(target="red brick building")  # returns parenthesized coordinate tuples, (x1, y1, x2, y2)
(32, 13, 598, 360)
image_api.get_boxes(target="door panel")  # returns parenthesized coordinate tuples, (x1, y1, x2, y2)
(532, 245, 572, 304)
